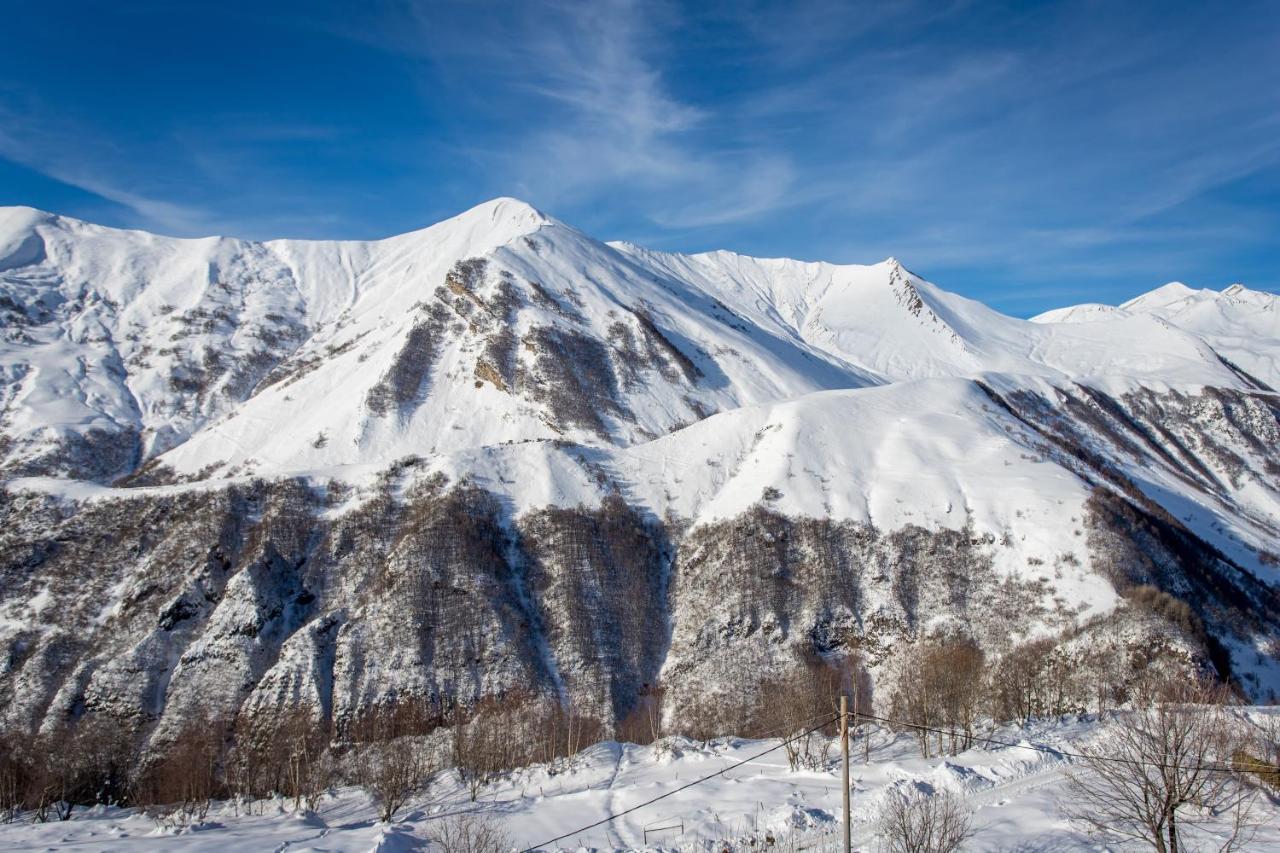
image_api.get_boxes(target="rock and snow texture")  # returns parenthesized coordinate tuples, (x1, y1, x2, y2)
(1, 198, 1279, 738)
(0, 198, 1260, 482)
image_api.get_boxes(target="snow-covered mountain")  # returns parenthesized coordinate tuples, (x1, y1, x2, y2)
(1, 199, 1277, 745)
(1033, 281, 1279, 390)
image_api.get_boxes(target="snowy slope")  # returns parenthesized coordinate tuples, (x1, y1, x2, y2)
(1, 200, 890, 482)
(613, 244, 1245, 389)
(1033, 281, 1280, 389)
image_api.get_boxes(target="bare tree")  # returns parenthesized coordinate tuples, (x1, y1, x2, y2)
(137, 718, 227, 826)
(434, 812, 513, 853)
(927, 640, 984, 755)
(452, 707, 506, 803)
(27, 723, 91, 821)
(363, 735, 433, 823)
(276, 708, 332, 812)
(0, 731, 27, 822)
(755, 661, 841, 771)
(988, 638, 1056, 725)
(616, 685, 665, 746)
(67, 713, 136, 807)
(878, 789, 973, 853)
(351, 703, 438, 823)
(893, 640, 983, 758)
(1062, 680, 1258, 852)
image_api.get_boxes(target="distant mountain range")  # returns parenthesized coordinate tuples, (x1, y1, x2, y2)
(1, 199, 1277, 744)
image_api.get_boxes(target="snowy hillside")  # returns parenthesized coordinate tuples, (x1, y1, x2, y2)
(1, 198, 1278, 757)
(1033, 281, 1279, 390)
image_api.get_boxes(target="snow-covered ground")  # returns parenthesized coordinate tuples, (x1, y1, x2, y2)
(3, 716, 1276, 852)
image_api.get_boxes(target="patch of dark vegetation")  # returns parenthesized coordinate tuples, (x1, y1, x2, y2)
(365, 303, 452, 417)
(444, 258, 488, 300)
(1, 427, 141, 484)
(607, 307, 701, 388)
(516, 325, 629, 436)
(978, 380, 1280, 685)
(257, 332, 364, 393)
(528, 280, 584, 323)
(978, 381, 1280, 524)
(1214, 352, 1275, 392)
(663, 506, 1055, 729)
(0, 458, 1262, 802)
(1084, 485, 1279, 681)
(519, 495, 669, 719)
(474, 328, 517, 391)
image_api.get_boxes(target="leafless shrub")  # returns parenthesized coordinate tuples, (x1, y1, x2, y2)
(768, 680, 829, 772)
(363, 736, 434, 823)
(349, 702, 440, 822)
(1062, 678, 1259, 852)
(433, 811, 513, 853)
(988, 637, 1082, 725)
(0, 731, 27, 822)
(227, 707, 333, 812)
(878, 789, 973, 853)
(65, 713, 136, 807)
(452, 696, 605, 800)
(11, 716, 135, 821)
(24, 725, 79, 822)
(526, 700, 606, 768)
(753, 655, 866, 771)
(452, 701, 510, 803)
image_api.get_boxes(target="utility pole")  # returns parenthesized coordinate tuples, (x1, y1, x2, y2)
(841, 694, 851, 853)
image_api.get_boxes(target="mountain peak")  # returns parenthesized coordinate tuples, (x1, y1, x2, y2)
(373, 196, 551, 258)
(1120, 281, 1205, 312)
(456, 196, 549, 233)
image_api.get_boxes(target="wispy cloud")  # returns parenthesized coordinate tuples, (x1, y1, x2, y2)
(0, 105, 214, 233)
(0, 98, 359, 238)
(350, 0, 805, 228)
(0, 0, 1276, 310)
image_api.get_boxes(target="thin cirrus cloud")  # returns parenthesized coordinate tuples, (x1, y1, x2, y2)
(0, 106, 215, 234)
(360, 0, 799, 230)
(0, 0, 1277, 312)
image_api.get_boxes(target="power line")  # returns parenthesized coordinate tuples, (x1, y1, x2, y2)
(735, 709, 840, 743)
(518, 714, 839, 852)
(520, 707, 1270, 850)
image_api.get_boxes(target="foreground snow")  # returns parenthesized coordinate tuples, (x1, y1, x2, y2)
(3, 716, 1276, 852)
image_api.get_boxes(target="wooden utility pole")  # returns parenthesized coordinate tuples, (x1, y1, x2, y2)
(841, 694, 851, 853)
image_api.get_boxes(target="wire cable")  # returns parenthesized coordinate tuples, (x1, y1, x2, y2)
(519, 714, 840, 852)
(520, 708, 1272, 850)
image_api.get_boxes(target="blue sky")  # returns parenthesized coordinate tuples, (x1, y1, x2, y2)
(1, 0, 1277, 315)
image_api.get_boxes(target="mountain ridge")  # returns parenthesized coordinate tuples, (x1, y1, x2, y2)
(1, 198, 1278, 742)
